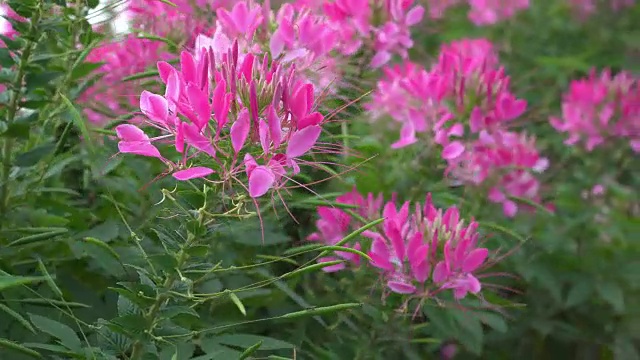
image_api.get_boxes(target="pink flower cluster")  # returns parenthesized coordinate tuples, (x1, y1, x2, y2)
(80, 0, 236, 125)
(0, 3, 25, 94)
(0, 3, 24, 40)
(291, 0, 425, 68)
(550, 69, 639, 153)
(567, 0, 636, 19)
(425, 0, 529, 25)
(308, 190, 490, 300)
(80, 36, 172, 126)
(366, 38, 549, 217)
(80, 0, 429, 126)
(115, 40, 326, 199)
(125, 0, 233, 41)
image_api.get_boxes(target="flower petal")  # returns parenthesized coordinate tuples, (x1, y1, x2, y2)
(286, 125, 321, 158)
(172, 167, 214, 181)
(462, 248, 489, 273)
(248, 165, 275, 198)
(442, 141, 465, 160)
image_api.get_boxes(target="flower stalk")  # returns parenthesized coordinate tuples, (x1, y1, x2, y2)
(0, 1, 43, 227)
(129, 193, 208, 360)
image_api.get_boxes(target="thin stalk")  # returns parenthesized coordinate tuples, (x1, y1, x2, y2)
(0, 2, 44, 226)
(129, 210, 206, 360)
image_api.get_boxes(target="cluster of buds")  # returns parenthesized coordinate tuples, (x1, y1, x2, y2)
(366, 38, 548, 217)
(550, 69, 639, 153)
(115, 39, 326, 199)
(308, 190, 490, 300)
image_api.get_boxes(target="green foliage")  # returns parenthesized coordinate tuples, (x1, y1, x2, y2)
(0, 0, 638, 359)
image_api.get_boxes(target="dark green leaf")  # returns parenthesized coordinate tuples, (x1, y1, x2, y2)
(0, 338, 42, 358)
(0, 47, 15, 67)
(70, 62, 103, 81)
(0, 303, 36, 333)
(216, 334, 294, 351)
(597, 282, 625, 313)
(14, 143, 56, 167)
(565, 281, 592, 308)
(28, 314, 82, 352)
(0, 275, 46, 291)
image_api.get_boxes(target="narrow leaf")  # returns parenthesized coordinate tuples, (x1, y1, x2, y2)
(0, 338, 42, 358)
(7, 229, 68, 247)
(60, 94, 94, 153)
(228, 291, 247, 316)
(280, 303, 362, 319)
(0, 303, 36, 333)
(28, 314, 82, 352)
(238, 341, 262, 360)
(0, 275, 46, 291)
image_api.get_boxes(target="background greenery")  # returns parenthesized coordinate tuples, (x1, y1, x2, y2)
(0, 0, 639, 359)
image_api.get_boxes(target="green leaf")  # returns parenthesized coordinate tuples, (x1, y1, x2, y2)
(70, 62, 104, 81)
(0, 275, 46, 291)
(109, 314, 148, 335)
(0, 338, 42, 358)
(122, 70, 159, 82)
(238, 341, 262, 360)
(565, 281, 592, 308)
(597, 282, 625, 313)
(0, 47, 15, 67)
(156, 0, 177, 7)
(228, 291, 247, 316)
(216, 334, 294, 351)
(28, 314, 82, 352)
(60, 94, 94, 153)
(25, 71, 64, 89)
(0, 116, 34, 138)
(0, 303, 36, 333)
(14, 143, 56, 166)
(477, 312, 507, 333)
(37, 259, 63, 298)
(117, 295, 139, 317)
(87, 0, 100, 8)
(201, 341, 241, 358)
(7, 229, 68, 247)
(614, 337, 640, 360)
(280, 303, 362, 319)
(452, 310, 484, 355)
(5, 298, 89, 308)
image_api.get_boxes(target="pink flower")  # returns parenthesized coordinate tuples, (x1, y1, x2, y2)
(550, 69, 639, 153)
(0, 3, 25, 39)
(365, 38, 546, 217)
(366, 194, 489, 298)
(567, 0, 635, 19)
(79, 36, 173, 126)
(420, 0, 529, 25)
(446, 130, 548, 217)
(216, 1, 264, 42)
(467, 0, 529, 25)
(307, 189, 384, 272)
(309, 191, 492, 300)
(114, 36, 328, 199)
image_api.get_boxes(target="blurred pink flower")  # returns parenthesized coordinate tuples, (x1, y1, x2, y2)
(550, 69, 639, 153)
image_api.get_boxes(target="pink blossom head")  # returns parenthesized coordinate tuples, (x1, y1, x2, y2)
(366, 194, 489, 299)
(113, 33, 328, 200)
(550, 69, 639, 153)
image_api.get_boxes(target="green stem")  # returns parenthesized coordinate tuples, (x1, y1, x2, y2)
(129, 210, 206, 360)
(0, 2, 43, 226)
